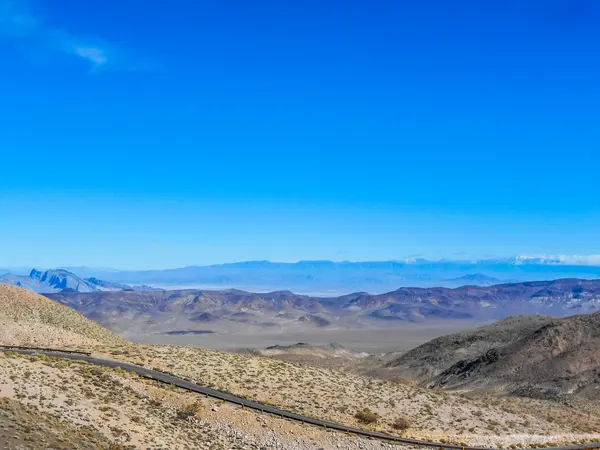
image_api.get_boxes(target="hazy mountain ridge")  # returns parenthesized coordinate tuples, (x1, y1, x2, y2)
(48, 259, 600, 294)
(45, 278, 600, 335)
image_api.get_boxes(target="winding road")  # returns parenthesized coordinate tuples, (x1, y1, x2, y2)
(1, 346, 598, 450)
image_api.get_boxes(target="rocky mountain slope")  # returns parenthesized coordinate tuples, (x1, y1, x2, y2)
(384, 315, 556, 382)
(0, 269, 134, 294)
(430, 311, 600, 402)
(376, 310, 600, 404)
(0, 283, 401, 449)
(45, 278, 600, 334)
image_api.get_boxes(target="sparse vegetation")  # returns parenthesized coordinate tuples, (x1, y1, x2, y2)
(391, 417, 411, 431)
(176, 401, 203, 420)
(1, 282, 600, 449)
(355, 408, 378, 424)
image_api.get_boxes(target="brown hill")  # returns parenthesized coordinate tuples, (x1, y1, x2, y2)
(430, 311, 600, 402)
(383, 315, 556, 382)
(0, 283, 125, 348)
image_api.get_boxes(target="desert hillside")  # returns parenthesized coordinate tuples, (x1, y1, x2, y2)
(1, 283, 599, 448)
(355, 309, 600, 405)
(0, 283, 125, 348)
(0, 351, 400, 450)
(0, 284, 400, 449)
(431, 312, 600, 402)
(99, 343, 600, 447)
(384, 315, 556, 382)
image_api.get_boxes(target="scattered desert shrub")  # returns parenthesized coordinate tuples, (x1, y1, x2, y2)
(355, 407, 378, 424)
(392, 417, 411, 431)
(176, 401, 203, 420)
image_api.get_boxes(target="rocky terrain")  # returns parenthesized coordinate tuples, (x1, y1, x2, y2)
(430, 311, 600, 403)
(0, 283, 405, 449)
(100, 343, 600, 447)
(1, 283, 600, 448)
(237, 342, 371, 371)
(374, 312, 600, 405)
(0, 397, 115, 449)
(45, 279, 600, 335)
(383, 315, 557, 382)
(0, 269, 156, 294)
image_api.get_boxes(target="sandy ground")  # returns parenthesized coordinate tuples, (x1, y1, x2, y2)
(0, 352, 409, 450)
(93, 343, 600, 447)
(131, 321, 484, 352)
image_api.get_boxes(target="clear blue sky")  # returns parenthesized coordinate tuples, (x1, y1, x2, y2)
(1, 0, 599, 269)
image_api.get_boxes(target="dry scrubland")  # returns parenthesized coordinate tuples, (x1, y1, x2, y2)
(1, 283, 600, 449)
(0, 351, 403, 449)
(95, 343, 600, 448)
(0, 283, 401, 449)
(0, 283, 124, 348)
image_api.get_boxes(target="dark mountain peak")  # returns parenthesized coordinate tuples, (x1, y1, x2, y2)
(451, 273, 501, 283)
(29, 268, 43, 279)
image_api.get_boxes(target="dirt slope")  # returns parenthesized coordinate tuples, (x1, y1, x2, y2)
(0, 283, 125, 347)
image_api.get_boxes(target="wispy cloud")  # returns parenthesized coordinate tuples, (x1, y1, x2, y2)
(516, 254, 600, 266)
(73, 47, 109, 66)
(0, 0, 140, 71)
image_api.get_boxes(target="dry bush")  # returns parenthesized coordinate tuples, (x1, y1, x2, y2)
(355, 408, 378, 424)
(176, 401, 203, 420)
(392, 417, 411, 431)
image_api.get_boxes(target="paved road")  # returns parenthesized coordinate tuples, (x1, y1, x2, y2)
(1, 346, 599, 450)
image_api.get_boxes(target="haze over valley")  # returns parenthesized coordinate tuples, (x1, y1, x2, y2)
(3, 257, 600, 294)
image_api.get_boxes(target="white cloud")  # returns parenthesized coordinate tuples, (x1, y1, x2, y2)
(74, 47, 109, 66)
(516, 255, 600, 266)
(0, 0, 127, 71)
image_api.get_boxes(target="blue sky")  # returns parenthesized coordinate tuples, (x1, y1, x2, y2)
(0, 0, 599, 269)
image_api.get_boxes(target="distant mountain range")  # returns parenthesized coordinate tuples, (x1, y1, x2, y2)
(4, 257, 600, 295)
(46, 278, 600, 336)
(0, 269, 158, 294)
(49, 258, 600, 294)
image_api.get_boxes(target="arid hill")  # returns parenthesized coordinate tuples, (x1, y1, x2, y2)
(430, 311, 600, 402)
(383, 315, 556, 382)
(372, 309, 600, 404)
(0, 283, 125, 347)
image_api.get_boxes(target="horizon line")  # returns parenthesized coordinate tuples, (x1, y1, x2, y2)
(1, 254, 599, 272)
